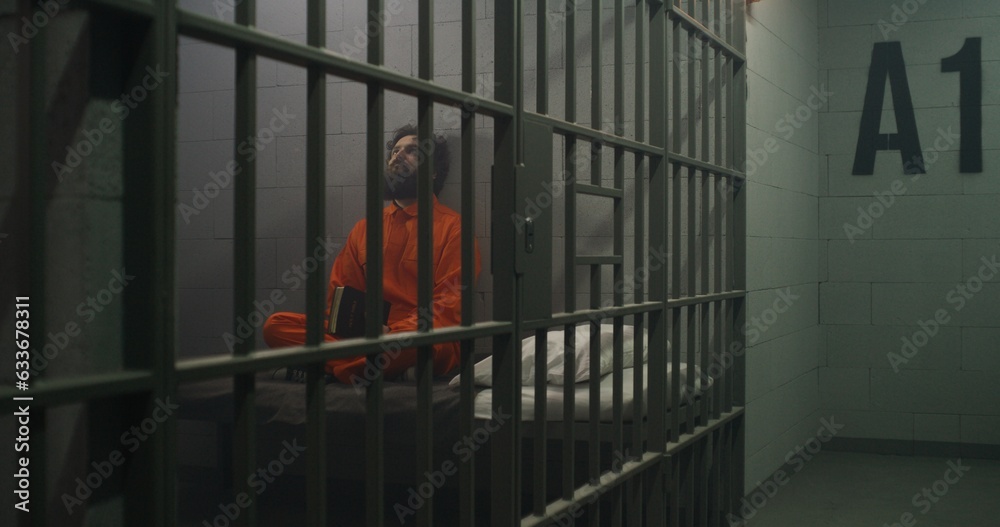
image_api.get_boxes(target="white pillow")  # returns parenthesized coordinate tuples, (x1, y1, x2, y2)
(545, 325, 649, 385)
(449, 324, 653, 387)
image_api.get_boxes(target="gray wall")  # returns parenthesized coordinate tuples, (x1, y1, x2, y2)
(818, 0, 1000, 446)
(741, 0, 824, 490)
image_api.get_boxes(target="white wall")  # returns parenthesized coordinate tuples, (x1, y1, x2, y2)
(819, 0, 1000, 447)
(741, 0, 824, 490)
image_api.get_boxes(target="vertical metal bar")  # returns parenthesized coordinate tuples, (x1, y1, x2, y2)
(645, 1, 668, 525)
(416, 3, 435, 526)
(566, 1, 576, 125)
(724, 1, 735, 416)
(609, 2, 625, 526)
(492, 0, 522, 524)
(561, 317, 576, 501)
(459, 0, 477, 524)
(562, 0, 577, 504)
(587, 3, 604, 525)
(697, 9, 712, 523)
(533, 329, 548, 517)
(685, 18, 697, 436)
(144, 1, 180, 522)
(712, 0, 724, 423)
(587, 0, 604, 527)
(232, 1, 257, 525)
(538, 0, 549, 115)
(592, 0, 602, 134)
(710, 11, 725, 526)
(628, 2, 647, 525)
(589, 274, 601, 526)
(699, 1, 712, 431)
(304, 2, 330, 525)
(669, 7, 682, 446)
(364, 1, 386, 523)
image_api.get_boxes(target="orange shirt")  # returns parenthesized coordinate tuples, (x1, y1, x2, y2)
(324, 196, 481, 382)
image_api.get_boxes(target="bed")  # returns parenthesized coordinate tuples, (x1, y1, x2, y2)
(175, 324, 712, 491)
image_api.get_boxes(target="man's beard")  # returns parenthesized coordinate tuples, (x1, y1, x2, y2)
(384, 164, 419, 200)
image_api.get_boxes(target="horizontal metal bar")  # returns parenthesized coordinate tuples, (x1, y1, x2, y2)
(577, 255, 623, 266)
(668, 4, 745, 63)
(669, 151, 744, 180)
(526, 113, 664, 158)
(666, 290, 746, 309)
(176, 10, 513, 118)
(520, 451, 665, 527)
(521, 302, 664, 330)
(79, 0, 156, 17)
(576, 183, 624, 199)
(520, 292, 744, 332)
(175, 321, 513, 382)
(0, 371, 154, 412)
(664, 407, 744, 455)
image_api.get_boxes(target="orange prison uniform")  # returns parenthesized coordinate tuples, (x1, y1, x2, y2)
(263, 196, 481, 383)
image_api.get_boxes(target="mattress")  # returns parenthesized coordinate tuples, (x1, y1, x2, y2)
(472, 364, 711, 422)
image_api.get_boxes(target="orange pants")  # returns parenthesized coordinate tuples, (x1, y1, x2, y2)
(262, 312, 459, 384)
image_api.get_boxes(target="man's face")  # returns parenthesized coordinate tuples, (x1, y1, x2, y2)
(385, 135, 421, 200)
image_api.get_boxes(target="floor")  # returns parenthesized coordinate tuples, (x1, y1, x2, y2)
(743, 451, 1000, 527)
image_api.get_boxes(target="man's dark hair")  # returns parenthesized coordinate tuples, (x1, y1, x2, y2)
(385, 124, 450, 195)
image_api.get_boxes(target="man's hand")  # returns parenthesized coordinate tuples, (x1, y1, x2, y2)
(383, 325, 390, 334)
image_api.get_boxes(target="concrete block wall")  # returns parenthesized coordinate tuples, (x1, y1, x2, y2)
(818, 0, 1000, 448)
(741, 0, 823, 491)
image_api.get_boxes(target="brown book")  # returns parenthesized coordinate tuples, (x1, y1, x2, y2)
(327, 285, 391, 338)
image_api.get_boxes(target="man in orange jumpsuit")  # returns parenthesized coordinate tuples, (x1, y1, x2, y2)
(262, 125, 481, 384)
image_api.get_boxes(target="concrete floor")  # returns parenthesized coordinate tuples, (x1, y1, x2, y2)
(742, 452, 1000, 527)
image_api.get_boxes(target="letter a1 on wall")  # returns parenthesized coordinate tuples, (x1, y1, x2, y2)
(852, 42, 924, 175)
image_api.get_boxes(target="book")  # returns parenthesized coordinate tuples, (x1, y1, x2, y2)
(327, 285, 391, 338)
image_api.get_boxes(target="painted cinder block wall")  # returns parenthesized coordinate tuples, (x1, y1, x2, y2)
(741, 0, 824, 490)
(818, 0, 1000, 449)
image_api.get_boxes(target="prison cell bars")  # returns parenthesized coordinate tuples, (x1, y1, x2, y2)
(517, 1, 746, 526)
(5, 0, 748, 525)
(167, 2, 516, 527)
(364, 4, 386, 527)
